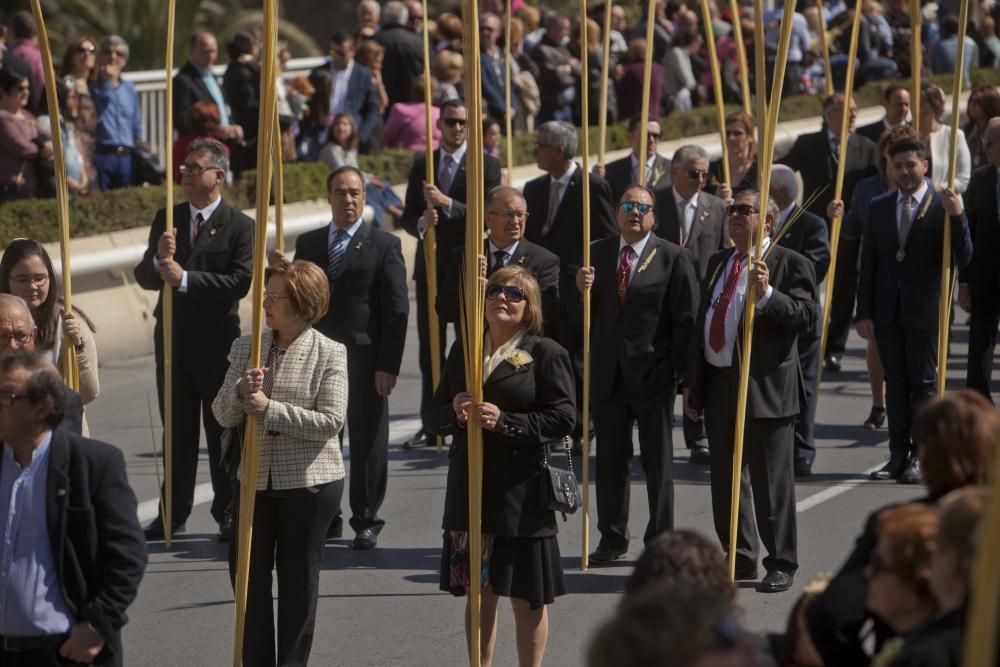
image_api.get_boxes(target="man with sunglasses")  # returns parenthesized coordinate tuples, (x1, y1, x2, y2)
(653, 144, 731, 464)
(401, 99, 502, 449)
(90, 35, 144, 191)
(685, 190, 818, 593)
(134, 139, 253, 542)
(595, 115, 671, 203)
(577, 185, 698, 563)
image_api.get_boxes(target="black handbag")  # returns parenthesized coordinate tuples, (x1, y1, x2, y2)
(539, 436, 580, 520)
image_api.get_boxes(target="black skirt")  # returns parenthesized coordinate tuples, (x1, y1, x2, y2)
(439, 533, 566, 609)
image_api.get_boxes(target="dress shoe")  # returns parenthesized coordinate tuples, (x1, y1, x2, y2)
(870, 456, 906, 480)
(402, 429, 429, 450)
(824, 354, 842, 373)
(144, 517, 186, 541)
(326, 515, 343, 540)
(689, 444, 711, 465)
(863, 406, 886, 430)
(897, 458, 922, 485)
(589, 543, 628, 565)
(794, 459, 813, 477)
(758, 570, 794, 593)
(217, 512, 232, 542)
(352, 528, 378, 550)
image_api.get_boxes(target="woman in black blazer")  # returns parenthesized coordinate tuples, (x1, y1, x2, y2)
(428, 265, 576, 666)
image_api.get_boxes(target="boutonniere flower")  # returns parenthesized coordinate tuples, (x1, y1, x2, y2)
(505, 349, 533, 369)
(209, 227, 217, 237)
(636, 247, 657, 273)
(652, 164, 667, 185)
(355, 241, 363, 251)
(916, 195, 932, 221)
(517, 255, 526, 265)
(699, 209, 709, 222)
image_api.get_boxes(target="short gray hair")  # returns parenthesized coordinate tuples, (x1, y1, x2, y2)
(486, 185, 526, 209)
(537, 121, 577, 161)
(359, 0, 381, 16)
(0, 294, 34, 328)
(671, 144, 709, 168)
(383, 1, 409, 27)
(187, 138, 230, 174)
(769, 164, 800, 200)
(735, 189, 780, 221)
(100, 35, 129, 60)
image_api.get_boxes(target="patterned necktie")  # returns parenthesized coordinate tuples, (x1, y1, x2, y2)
(708, 252, 747, 353)
(617, 246, 637, 306)
(898, 195, 913, 247)
(327, 228, 349, 280)
(192, 212, 206, 242)
(438, 154, 454, 194)
(830, 136, 840, 162)
(492, 250, 508, 274)
(261, 342, 286, 399)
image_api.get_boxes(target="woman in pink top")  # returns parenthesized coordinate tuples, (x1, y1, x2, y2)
(0, 66, 51, 203)
(383, 76, 442, 151)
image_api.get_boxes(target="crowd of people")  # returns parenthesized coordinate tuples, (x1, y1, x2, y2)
(1, 0, 1000, 666)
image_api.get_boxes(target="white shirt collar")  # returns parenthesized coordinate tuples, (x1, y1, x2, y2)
(672, 185, 699, 208)
(330, 58, 354, 77)
(619, 231, 652, 258)
(190, 196, 223, 224)
(551, 161, 577, 187)
(442, 141, 467, 165)
(630, 153, 656, 170)
(897, 180, 929, 207)
(488, 238, 519, 256)
(328, 217, 364, 244)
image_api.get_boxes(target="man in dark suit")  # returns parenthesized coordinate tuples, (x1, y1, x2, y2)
(172, 32, 243, 142)
(770, 165, 831, 476)
(0, 350, 146, 667)
(523, 120, 617, 448)
(685, 190, 818, 593)
(654, 144, 730, 462)
(134, 138, 253, 540)
(960, 118, 1000, 401)
(530, 14, 579, 123)
(577, 185, 698, 563)
(780, 93, 878, 372)
(596, 116, 671, 203)
(309, 31, 380, 152)
(373, 0, 424, 110)
(437, 186, 559, 331)
(857, 137, 972, 483)
(480, 13, 518, 127)
(401, 99, 502, 448)
(856, 84, 911, 144)
(287, 166, 409, 549)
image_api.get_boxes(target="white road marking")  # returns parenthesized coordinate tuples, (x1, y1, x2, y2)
(136, 416, 426, 523)
(796, 463, 886, 513)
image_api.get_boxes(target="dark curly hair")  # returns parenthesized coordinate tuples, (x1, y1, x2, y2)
(624, 530, 735, 603)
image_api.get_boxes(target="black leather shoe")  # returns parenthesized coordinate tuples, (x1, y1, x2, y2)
(863, 406, 887, 430)
(870, 456, 906, 480)
(589, 543, 628, 565)
(897, 458, 922, 485)
(402, 429, 429, 449)
(824, 354, 842, 373)
(759, 570, 794, 593)
(690, 444, 711, 465)
(326, 515, 343, 540)
(352, 528, 378, 550)
(794, 459, 813, 477)
(734, 566, 759, 581)
(218, 513, 232, 542)
(144, 517, 186, 541)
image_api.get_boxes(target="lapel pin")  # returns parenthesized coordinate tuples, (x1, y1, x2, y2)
(57, 488, 66, 497)
(355, 241, 363, 251)
(209, 227, 217, 237)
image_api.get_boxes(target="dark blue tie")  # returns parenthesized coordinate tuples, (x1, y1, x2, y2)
(327, 228, 349, 280)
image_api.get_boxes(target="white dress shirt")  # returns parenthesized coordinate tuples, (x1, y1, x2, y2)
(673, 186, 699, 245)
(549, 161, 578, 217)
(896, 180, 929, 242)
(704, 240, 774, 368)
(173, 195, 224, 293)
(488, 238, 519, 270)
(328, 216, 365, 246)
(618, 232, 652, 286)
(329, 60, 354, 119)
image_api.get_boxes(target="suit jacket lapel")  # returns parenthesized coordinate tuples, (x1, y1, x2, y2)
(554, 165, 581, 224)
(484, 336, 535, 386)
(901, 187, 934, 250)
(188, 203, 225, 263)
(450, 153, 468, 198)
(335, 222, 370, 282)
(622, 236, 657, 309)
(46, 429, 70, 585)
(648, 156, 669, 190)
(687, 196, 710, 249)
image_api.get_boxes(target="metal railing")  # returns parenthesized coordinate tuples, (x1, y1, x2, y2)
(123, 56, 326, 159)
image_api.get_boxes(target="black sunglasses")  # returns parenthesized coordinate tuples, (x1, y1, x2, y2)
(486, 284, 527, 303)
(687, 169, 709, 180)
(442, 118, 467, 127)
(727, 203, 758, 217)
(620, 202, 653, 215)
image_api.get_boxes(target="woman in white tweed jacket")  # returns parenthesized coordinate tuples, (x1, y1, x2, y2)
(212, 259, 347, 667)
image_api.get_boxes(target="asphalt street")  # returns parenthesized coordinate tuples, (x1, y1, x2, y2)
(84, 300, 976, 666)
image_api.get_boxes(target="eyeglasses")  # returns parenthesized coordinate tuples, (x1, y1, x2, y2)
(687, 169, 709, 180)
(179, 163, 219, 176)
(263, 291, 291, 303)
(619, 202, 653, 216)
(442, 118, 467, 128)
(486, 284, 527, 303)
(0, 392, 30, 407)
(0, 331, 32, 345)
(9, 274, 48, 287)
(727, 203, 758, 217)
(77, 45, 97, 54)
(487, 209, 529, 221)
(647, 132, 661, 140)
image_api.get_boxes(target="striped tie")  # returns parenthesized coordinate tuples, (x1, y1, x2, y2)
(327, 228, 349, 280)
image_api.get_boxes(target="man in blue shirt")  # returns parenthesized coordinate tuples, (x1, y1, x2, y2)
(172, 31, 244, 143)
(89, 35, 144, 191)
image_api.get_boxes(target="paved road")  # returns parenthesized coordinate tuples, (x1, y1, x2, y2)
(85, 302, 978, 666)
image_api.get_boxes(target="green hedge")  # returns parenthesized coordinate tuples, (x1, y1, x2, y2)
(4, 66, 999, 247)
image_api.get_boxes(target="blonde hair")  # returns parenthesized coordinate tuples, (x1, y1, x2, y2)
(486, 265, 543, 335)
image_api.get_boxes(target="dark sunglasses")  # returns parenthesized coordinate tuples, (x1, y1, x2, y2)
(727, 203, 758, 217)
(486, 284, 527, 303)
(442, 118, 467, 127)
(77, 45, 97, 54)
(619, 202, 653, 215)
(687, 169, 709, 180)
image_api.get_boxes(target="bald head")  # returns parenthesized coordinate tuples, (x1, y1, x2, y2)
(0, 294, 35, 355)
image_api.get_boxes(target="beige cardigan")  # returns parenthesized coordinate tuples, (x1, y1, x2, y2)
(212, 327, 348, 491)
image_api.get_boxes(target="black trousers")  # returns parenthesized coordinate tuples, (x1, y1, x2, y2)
(966, 281, 1000, 401)
(336, 345, 390, 534)
(592, 368, 675, 548)
(826, 237, 861, 357)
(704, 365, 798, 574)
(875, 323, 937, 459)
(415, 276, 452, 427)
(155, 341, 231, 525)
(229, 479, 342, 667)
(794, 326, 822, 466)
